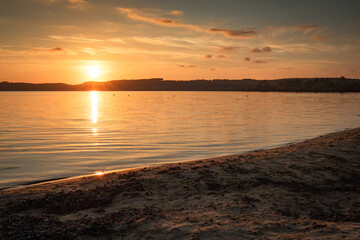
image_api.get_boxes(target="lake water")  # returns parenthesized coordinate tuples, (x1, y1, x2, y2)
(0, 91, 359, 189)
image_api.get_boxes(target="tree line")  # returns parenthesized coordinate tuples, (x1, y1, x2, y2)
(1, 77, 360, 92)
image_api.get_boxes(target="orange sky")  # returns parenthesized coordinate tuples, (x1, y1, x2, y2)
(0, 0, 359, 83)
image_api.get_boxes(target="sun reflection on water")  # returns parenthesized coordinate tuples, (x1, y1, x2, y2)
(91, 91, 98, 124)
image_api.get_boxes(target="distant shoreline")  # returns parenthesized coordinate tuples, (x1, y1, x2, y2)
(1, 77, 360, 92)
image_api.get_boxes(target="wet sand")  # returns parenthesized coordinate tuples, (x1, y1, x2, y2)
(0, 127, 359, 239)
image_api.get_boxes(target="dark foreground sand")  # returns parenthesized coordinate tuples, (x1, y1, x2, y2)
(1, 128, 359, 239)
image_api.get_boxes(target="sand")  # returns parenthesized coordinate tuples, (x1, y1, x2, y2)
(0, 127, 359, 239)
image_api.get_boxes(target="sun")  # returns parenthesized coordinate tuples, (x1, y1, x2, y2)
(86, 65, 102, 79)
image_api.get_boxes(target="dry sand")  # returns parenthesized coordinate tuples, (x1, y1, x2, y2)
(0, 128, 359, 239)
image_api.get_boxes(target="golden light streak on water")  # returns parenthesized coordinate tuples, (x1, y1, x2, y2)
(91, 91, 98, 123)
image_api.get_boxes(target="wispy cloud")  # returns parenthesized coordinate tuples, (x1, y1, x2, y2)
(267, 24, 319, 37)
(0, 46, 68, 57)
(269, 25, 318, 31)
(250, 46, 272, 53)
(31, 47, 65, 52)
(294, 25, 317, 30)
(130, 36, 211, 51)
(243, 57, 267, 64)
(40, 0, 87, 10)
(205, 54, 226, 59)
(208, 28, 257, 38)
(268, 25, 277, 30)
(108, 38, 126, 44)
(179, 64, 195, 68)
(118, 8, 256, 39)
(169, 10, 183, 16)
(262, 46, 272, 52)
(293, 25, 318, 34)
(48, 35, 103, 43)
(117, 8, 202, 31)
(250, 47, 262, 53)
(311, 34, 326, 42)
(41, 0, 85, 3)
(253, 60, 268, 64)
(219, 46, 240, 51)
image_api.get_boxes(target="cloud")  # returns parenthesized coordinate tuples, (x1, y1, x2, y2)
(311, 34, 326, 42)
(169, 10, 183, 16)
(219, 46, 240, 51)
(118, 8, 256, 39)
(131, 36, 205, 50)
(253, 60, 267, 64)
(244, 57, 251, 62)
(262, 46, 272, 52)
(293, 25, 318, 34)
(268, 25, 277, 29)
(108, 38, 126, 44)
(208, 28, 257, 38)
(42, 0, 85, 3)
(41, 0, 87, 9)
(294, 25, 317, 30)
(158, 18, 180, 25)
(268, 25, 318, 36)
(205, 54, 225, 59)
(32, 47, 64, 52)
(68, 0, 84, 3)
(24, 47, 68, 56)
(50, 47, 64, 51)
(250, 47, 262, 53)
(117, 8, 202, 31)
(269, 25, 317, 32)
(179, 64, 195, 68)
(250, 46, 272, 53)
(48, 35, 103, 43)
(81, 47, 98, 55)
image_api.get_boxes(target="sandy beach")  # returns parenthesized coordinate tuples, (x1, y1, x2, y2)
(0, 127, 359, 239)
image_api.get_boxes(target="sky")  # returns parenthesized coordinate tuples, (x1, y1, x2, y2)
(0, 0, 359, 83)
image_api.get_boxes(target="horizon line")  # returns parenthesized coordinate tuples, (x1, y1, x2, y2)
(1, 76, 357, 85)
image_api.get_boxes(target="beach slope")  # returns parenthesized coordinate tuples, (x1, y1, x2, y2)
(1, 128, 359, 239)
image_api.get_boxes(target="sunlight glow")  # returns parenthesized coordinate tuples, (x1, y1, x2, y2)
(95, 171, 105, 176)
(86, 65, 102, 79)
(91, 91, 98, 123)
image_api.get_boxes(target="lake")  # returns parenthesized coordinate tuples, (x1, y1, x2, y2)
(0, 91, 359, 189)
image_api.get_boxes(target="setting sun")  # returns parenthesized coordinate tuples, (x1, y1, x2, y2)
(86, 65, 102, 79)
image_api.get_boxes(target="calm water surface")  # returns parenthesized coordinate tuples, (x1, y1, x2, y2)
(0, 91, 359, 188)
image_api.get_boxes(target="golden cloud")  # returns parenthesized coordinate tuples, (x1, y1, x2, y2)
(219, 46, 240, 51)
(117, 8, 202, 31)
(118, 8, 256, 39)
(208, 28, 257, 38)
(169, 10, 183, 16)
